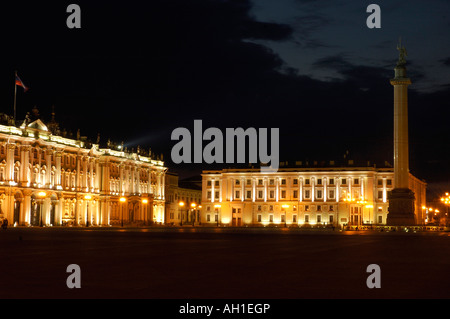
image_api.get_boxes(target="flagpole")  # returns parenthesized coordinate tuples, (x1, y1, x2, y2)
(13, 70, 17, 124)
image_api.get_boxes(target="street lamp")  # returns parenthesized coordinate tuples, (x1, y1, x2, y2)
(441, 193, 450, 226)
(214, 204, 221, 226)
(282, 204, 289, 227)
(120, 197, 126, 227)
(37, 191, 46, 227)
(343, 196, 356, 226)
(84, 194, 92, 227)
(179, 201, 184, 226)
(191, 203, 197, 226)
(142, 198, 148, 225)
(422, 206, 426, 225)
(365, 204, 373, 225)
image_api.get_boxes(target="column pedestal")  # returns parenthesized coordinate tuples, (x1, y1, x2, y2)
(387, 188, 415, 225)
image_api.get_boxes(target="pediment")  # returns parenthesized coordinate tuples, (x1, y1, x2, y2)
(27, 119, 48, 132)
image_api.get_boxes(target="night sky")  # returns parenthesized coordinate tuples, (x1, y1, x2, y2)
(1, 1, 449, 198)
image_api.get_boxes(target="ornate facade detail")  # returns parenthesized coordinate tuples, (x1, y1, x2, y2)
(0, 115, 166, 227)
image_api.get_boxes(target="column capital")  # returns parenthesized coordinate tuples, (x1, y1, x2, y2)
(390, 78, 411, 86)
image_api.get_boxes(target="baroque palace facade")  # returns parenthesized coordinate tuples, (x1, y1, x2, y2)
(200, 164, 426, 227)
(0, 113, 166, 227)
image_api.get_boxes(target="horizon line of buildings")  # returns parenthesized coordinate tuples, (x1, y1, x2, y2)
(0, 110, 428, 228)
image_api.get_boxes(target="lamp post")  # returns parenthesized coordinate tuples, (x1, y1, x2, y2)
(356, 200, 367, 227)
(179, 201, 184, 226)
(282, 204, 289, 228)
(214, 204, 221, 226)
(120, 197, 126, 227)
(191, 203, 197, 226)
(84, 194, 92, 227)
(343, 196, 355, 226)
(421, 206, 426, 225)
(441, 193, 450, 226)
(37, 191, 46, 227)
(365, 204, 373, 225)
(142, 198, 148, 225)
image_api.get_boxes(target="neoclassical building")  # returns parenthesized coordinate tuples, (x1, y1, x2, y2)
(165, 172, 202, 225)
(200, 163, 427, 227)
(0, 112, 166, 227)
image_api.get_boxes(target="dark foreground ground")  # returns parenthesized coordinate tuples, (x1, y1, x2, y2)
(0, 226, 449, 299)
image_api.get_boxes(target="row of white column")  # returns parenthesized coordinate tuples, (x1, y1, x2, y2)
(208, 176, 372, 203)
(3, 143, 165, 199)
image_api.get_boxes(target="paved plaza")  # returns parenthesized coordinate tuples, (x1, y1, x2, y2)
(0, 227, 449, 299)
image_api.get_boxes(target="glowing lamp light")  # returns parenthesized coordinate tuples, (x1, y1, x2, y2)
(214, 204, 221, 208)
(191, 203, 197, 208)
(38, 191, 46, 197)
(119, 197, 126, 203)
(179, 201, 185, 207)
(282, 204, 289, 209)
(142, 199, 148, 204)
(84, 195, 92, 200)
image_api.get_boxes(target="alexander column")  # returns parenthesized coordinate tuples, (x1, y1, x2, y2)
(386, 40, 416, 226)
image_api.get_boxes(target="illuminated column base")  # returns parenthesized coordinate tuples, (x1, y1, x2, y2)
(386, 188, 415, 225)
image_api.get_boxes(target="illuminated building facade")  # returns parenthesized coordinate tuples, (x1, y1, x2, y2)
(0, 112, 166, 227)
(200, 164, 426, 227)
(165, 172, 202, 225)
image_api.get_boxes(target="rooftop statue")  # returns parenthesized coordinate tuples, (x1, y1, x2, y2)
(396, 38, 407, 67)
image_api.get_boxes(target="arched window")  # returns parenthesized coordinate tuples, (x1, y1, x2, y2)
(32, 167, 38, 184)
(41, 170, 46, 185)
(14, 166, 19, 182)
(51, 171, 55, 186)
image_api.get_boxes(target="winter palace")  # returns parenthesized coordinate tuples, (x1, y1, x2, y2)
(0, 110, 166, 227)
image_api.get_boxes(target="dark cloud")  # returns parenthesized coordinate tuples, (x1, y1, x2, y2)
(312, 54, 353, 71)
(440, 57, 450, 66)
(0, 0, 448, 185)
